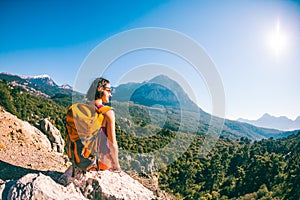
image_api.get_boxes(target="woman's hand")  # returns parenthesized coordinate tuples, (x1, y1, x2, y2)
(109, 165, 122, 173)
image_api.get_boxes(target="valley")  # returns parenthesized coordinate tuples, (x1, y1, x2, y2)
(0, 73, 299, 199)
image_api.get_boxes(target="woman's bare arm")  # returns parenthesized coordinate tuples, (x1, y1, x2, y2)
(105, 110, 121, 170)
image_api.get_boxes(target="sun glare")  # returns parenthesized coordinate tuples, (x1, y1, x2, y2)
(267, 20, 289, 56)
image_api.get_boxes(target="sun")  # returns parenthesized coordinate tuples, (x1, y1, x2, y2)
(267, 20, 289, 56)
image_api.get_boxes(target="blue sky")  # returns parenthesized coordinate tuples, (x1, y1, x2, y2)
(0, 0, 299, 120)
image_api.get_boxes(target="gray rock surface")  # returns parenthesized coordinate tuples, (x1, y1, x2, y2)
(3, 168, 156, 200)
(39, 118, 65, 153)
(0, 109, 52, 151)
(59, 166, 156, 200)
(7, 173, 86, 200)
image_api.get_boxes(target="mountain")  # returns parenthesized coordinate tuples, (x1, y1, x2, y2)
(296, 116, 300, 124)
(21, 74, 57, 87)
(238, 113, 300, 131)
(1, 74, 299, 199)
(1, 72, 297, 140)
(112, 75, 297, 140)
(113, 75, 201, 112)
(0, 72, 75, 97)
(59, 84, 72, 90)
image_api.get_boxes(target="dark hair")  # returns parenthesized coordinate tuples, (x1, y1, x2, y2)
(86, 77, 110, 101)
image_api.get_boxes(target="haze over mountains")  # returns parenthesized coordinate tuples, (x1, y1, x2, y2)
(238, 114, 300, 131)
(1, 72, 299, 140)
(1, 72, 299, 199)
(110, 74, 298, 139)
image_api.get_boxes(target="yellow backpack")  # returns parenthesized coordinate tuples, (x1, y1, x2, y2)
(66, 103, 112, 173)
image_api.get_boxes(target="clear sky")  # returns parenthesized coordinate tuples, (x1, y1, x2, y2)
(0, 0, 299, 121)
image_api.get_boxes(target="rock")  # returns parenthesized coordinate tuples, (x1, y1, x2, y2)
(125, 154, 157, 175)
(0, 107, 54, 154)
(0, 181, 5, 197)
(7, 173, 86, 200)
(59, 166, 156, 200)
(1, 180, 16, 200)
(0, 141, 5, 150)
(39, 118, 65, 153)
(21, 120, 52, 151)
(5, 169, 156, 200)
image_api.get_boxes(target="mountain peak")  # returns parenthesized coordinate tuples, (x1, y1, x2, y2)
(149, 75, 179, 87)
(23, 74, 56, 87)
(239, 113, 300, 131)
(296, 116, 300, 122)
(59, 84, 73, 90)
(21, 74, 51, 79)
(260, 113, 272, 119)
(114, 74, 200, 112)
(261, 113, 273, 118)
(259, 113, 290, 121)
(0, 72, 15, 76)
(0, 72, 75, 97)
(149, 74, 171, 82)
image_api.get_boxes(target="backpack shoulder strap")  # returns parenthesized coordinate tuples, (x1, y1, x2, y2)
(70, 103, 96, 118)
(96, 105, 113, 114)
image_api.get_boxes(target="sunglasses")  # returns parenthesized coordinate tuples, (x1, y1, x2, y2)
(104, 87, 113, 92)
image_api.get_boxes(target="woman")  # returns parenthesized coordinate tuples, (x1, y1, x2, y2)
(86, 77, 121, 172)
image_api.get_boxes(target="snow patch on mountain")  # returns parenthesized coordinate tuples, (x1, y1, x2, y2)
(59, 84, 72, 90)
(21, 74, 51, 79)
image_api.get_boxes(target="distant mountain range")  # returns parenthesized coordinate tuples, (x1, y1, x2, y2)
(0, 72, 74, 97)
(238, 113, 300, 131)
(1, 72, 299, 140)
(112, 75, 299, 140)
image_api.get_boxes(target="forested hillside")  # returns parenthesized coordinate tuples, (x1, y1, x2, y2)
(113, 106, 299, 199)
(0, 80, 68, 136)
(156, 133, 300, 199)
(0, 79, 299, 199)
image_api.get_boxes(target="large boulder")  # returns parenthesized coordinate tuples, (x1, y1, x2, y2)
(7, 173, 85, 200)
(4, 169, 156, 200)
(59, 167, 156, 200)
(0, 108, 52, 152)
(39, 118, 65, 153)
(0, 108, 69, 174)
(21, 121, 52, 151)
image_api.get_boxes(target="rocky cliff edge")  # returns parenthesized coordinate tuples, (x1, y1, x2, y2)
(0, 107, 156, 199)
